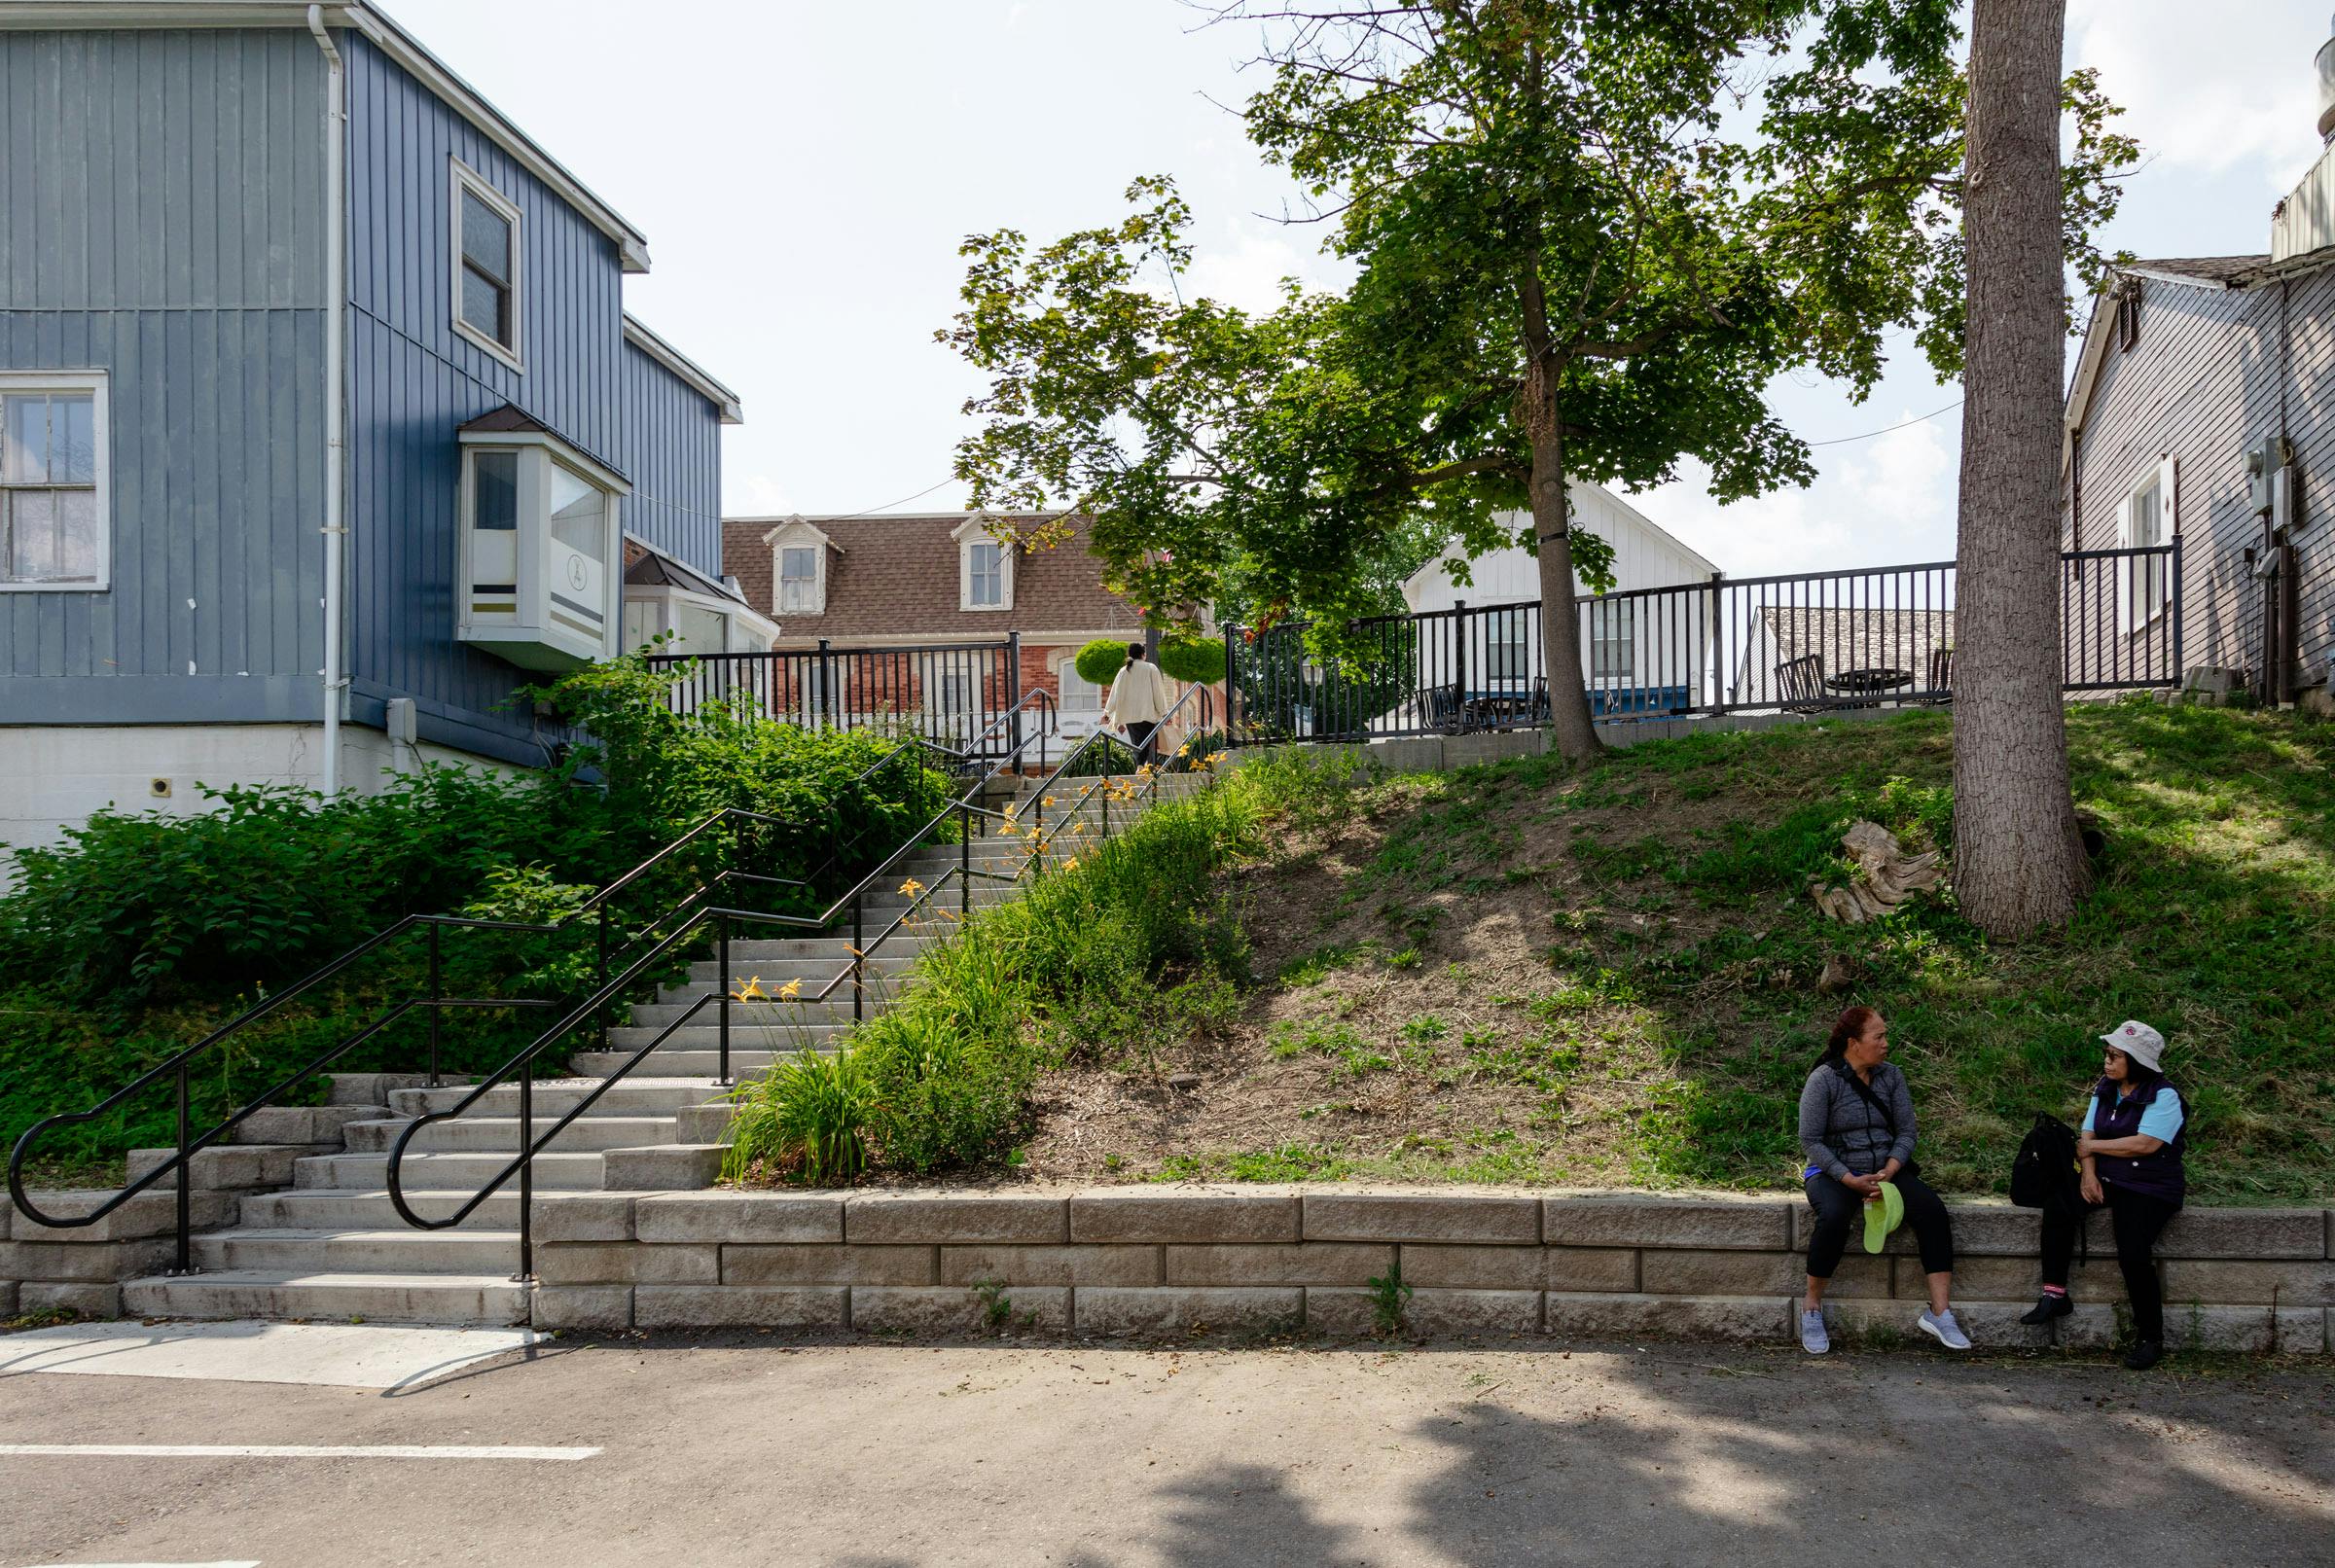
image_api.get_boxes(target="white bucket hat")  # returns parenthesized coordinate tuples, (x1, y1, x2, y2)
(2101, 1019, 2166, 1074)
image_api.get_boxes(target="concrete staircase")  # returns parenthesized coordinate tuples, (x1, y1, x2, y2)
(117, 768, 1210, 1326)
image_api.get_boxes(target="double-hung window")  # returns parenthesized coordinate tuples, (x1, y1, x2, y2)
(2, 374, 107, 589)
(1484, 608, 1529, 681)
(452, 160, 522, 369)
(967, 541, 1004, 608)
(778, 547, 820, 613)
(2117, 459, 2175, 632)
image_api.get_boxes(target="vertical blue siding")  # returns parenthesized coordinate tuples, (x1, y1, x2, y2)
(615, 338, 725, 577)
(341, 31, 632, 758)
(0, 29, 325, 714)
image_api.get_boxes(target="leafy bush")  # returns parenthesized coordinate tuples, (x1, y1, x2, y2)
(1059, 735, 1140, 776)
(1157, 635, 1227, 685)
(1075, 637, 1132, 687)
(1, 647, 958, 1171)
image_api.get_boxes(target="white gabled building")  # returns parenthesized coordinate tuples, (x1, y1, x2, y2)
(1400, 482, 1721, 716)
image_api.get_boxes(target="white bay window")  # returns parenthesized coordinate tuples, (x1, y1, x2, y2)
(456, 418, 629, 669)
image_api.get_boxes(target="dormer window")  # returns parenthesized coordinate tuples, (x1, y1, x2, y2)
(762, 518, 833, 616)
(968, 541, 1004, 607)
(779, 547, 820, 613)
(954, 516, 1014, 611)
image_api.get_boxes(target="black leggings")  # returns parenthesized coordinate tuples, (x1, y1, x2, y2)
(2040, 1183, 2178, 1341)
(1805, 1170, 1955, 1280)
(1127, 720, 1159, 764)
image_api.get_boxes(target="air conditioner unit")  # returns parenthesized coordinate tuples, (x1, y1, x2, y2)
(2245, 434, 2292, 512)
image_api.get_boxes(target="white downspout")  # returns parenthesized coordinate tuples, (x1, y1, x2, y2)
(308, 6, 347, 796)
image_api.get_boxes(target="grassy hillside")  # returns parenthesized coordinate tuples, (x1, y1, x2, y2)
(1019, 701, 2335, 1203)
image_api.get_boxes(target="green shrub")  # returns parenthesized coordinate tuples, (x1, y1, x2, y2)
(1157, 636, 1227, 685)
(1074, 638, 1132, 687)
(723, 1047, 875, 1183)
(1060, 735, 1140, 776)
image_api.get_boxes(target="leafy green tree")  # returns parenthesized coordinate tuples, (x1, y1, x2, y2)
(945, 1, 2133, 762)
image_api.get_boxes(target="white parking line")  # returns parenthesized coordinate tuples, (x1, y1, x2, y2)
(0, 1443, 597, 1461)
(30, 1561, 262, 1567)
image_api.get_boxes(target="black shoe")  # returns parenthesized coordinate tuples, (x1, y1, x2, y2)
(2122, 1338, 2165, 1371)
(2020, 1293, 2073, 1326)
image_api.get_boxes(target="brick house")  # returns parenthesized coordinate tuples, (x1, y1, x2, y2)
(723, 512, 1204, 741)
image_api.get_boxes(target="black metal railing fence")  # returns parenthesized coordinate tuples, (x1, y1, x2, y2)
(1226, 543, 2182, 743)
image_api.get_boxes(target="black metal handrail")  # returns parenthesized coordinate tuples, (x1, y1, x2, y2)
(4, 700, 997, 1270)
(4, 912, 560, 1274)
(1020, 683, 1216, 851)
(384, 711, 1070, 1275)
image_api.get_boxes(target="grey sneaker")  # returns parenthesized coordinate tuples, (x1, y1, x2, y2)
(1800, 1307, 1830, 1354)
(1919, 1308, 1972, 1350)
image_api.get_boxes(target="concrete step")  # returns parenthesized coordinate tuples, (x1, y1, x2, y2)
(598, 1023, 851, 1051)
(568, 1049, 823, 1079)
(675, 1103, 740, 1144)
(238, 1188, 527, 1230)
(192, 1228, 522, 1275)
(327, 1073, 440, 1107)
(389, 1079, 721, 1119)
(122, 1269, 530, 1327)
(711, 934, 941, 963)
(227, 1105, 381, 1145)
(341, 1116, 679, 1154)
(628, 998, 890, 1028)
(294, 1151, 610, 1192)
(126, 1144, 335, 1192)
(681, 951, 920, 984)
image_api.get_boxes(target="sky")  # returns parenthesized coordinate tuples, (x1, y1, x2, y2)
(389, 0, 2335, 582)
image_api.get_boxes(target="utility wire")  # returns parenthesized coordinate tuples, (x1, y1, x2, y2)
(1805, 400, 1963, 446)
(833, 475, 960, 517)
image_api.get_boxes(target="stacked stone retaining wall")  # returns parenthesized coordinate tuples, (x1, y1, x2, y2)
(529, 1187, 2335, 1352)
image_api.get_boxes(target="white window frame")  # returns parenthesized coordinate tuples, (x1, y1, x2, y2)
(1055, 653, 1103, 715)
(450, 158, 524, 373)
(777, 546, 822, 615)
(1484, 608, 1529, 682)
(2116, 457, 2175, 634)
(953, 515, 1015, 611)
(763, 517, 833, 616)
(0, 370, 110, 592)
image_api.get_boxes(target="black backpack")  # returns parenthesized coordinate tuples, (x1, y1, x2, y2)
(2010, 1112, 2089, 1253)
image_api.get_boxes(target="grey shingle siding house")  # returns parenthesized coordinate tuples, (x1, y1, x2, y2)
(2060, 38, 2335, 709)
(0, 1, 763, 852)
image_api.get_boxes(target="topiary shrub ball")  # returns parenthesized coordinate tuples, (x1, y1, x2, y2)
(1075, 638, 1131, 687)
(1158, 636, 1228, 685)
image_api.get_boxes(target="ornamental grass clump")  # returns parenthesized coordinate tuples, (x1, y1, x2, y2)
(723, 1045, 875, 1184)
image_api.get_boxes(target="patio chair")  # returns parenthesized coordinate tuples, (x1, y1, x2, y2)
(1530, 676, 1551, 722)
(1422, 683, 1467, 734)
(1917, 646, 1955, 706)
(1776, 653, 1828, 715)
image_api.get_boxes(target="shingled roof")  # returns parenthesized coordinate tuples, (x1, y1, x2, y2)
(2123, 256, 2272, 288)
(722, 513, 1142, 641)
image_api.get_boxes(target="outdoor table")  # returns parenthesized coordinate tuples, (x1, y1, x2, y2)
(1824, 666, 1914, 706)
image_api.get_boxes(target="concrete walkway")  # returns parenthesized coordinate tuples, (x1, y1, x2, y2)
(2, 1335, 2328, 1565)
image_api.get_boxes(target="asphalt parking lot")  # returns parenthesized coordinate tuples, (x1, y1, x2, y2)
(3, 1331, 2330, 1566)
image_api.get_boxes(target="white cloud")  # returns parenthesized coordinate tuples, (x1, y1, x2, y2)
(1181, 228, 1337, 314)
(738, 473, 795, 517)
(2067, 0, 2325, 192)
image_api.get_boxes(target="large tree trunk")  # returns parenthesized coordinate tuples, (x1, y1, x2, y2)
(1953, 0, 2090, 935)
(1528, 429, 1603, 763)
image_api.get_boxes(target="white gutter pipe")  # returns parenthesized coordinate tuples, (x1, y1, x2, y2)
(307, 6, 348, 796)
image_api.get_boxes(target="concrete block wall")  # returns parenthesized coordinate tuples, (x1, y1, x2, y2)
(1, 1189, 240, 1317)
(529, 1187, 2335, 1352)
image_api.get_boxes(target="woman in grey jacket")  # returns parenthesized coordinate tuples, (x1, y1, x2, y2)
(1796, 1006, 1969, 1354)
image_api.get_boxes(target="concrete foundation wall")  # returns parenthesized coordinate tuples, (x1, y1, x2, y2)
(0, 723, 521, 857)
(525, 1187, 2335, 1352)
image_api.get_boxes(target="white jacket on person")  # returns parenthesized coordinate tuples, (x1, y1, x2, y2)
(1104, 657, 1174, 727)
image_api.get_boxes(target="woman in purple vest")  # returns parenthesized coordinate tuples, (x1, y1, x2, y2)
(2022, 1019, 2186, 1370)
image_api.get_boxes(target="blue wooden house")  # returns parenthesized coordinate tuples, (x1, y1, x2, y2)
(0, 1, 769, 854)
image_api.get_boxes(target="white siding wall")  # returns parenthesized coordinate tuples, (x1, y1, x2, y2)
(1399, 483, 1719, 710)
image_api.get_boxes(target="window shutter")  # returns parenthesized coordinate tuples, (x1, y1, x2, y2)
(2115, 490, 2135, 634)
